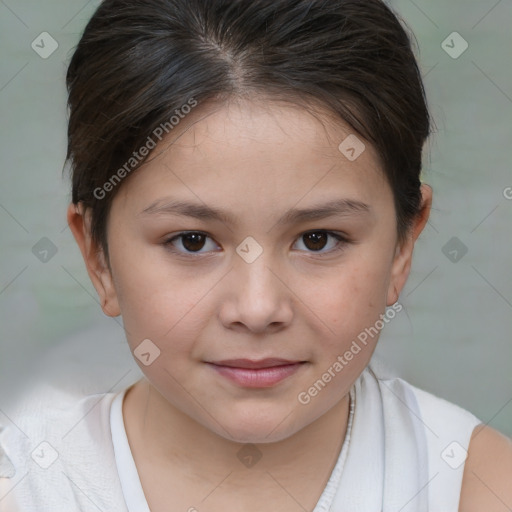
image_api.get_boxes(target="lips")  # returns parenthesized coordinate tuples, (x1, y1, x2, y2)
(210, 358, 304, 369)
(206, 358, 307, 388)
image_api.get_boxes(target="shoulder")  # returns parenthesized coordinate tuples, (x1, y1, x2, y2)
(459, 424, 512, 512)
(0, 384, 117, 472)
(0, 385, 125, 510)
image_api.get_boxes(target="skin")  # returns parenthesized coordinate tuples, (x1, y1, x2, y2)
(68, 98, 511, 511)
(459, 424, 512, 511)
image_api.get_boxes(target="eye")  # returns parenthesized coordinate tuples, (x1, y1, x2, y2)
(163, 230, 350, 257)
(292, 230, 349, 254)
(163, 231, 220, 254)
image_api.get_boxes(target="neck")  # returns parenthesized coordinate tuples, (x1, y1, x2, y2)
(123, 378, 350, 489)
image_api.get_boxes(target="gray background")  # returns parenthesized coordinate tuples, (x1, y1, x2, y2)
(1, 0, 511, 436)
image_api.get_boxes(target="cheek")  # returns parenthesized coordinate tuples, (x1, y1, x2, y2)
(309, 255, 393, 362)
(317, 260, 391, 327)
(110, 249, 211, 350)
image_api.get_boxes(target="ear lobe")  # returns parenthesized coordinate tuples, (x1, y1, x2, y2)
(66, 202, 121, 317)
(386, 184, 433, 306)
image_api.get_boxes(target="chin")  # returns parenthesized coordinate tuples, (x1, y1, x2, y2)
(222, 428, 295, 445)
(209, 411, 303, 445)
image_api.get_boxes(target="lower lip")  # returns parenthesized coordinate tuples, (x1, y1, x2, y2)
(207, 362, 305, 388)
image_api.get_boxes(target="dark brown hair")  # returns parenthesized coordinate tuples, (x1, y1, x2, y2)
(65, 0, 431, 255)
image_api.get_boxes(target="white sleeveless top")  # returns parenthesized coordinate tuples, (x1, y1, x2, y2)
(0, 359, 482, 511)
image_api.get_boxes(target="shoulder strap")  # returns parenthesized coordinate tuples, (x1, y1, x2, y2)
(331, 360, 480, 511)
(405, 382, 481, 511)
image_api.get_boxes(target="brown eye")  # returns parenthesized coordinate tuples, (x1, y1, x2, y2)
(181, 233, 206, 252)
(303, 231, 328, 251)
(164, 231, 219, 254)
(293, 230, 349, 254)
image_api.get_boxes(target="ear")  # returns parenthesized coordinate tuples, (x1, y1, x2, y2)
(386, 184, 433, 306)
(66, 202, 121, 317)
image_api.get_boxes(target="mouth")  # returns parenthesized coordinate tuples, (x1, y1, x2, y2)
(205, 358, 307, 388)
(210, 358, 305, 369)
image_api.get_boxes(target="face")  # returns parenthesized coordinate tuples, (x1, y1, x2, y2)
(71, 98, 430, 444)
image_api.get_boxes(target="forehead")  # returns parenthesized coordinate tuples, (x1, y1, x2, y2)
(112, 98, 391, 217)
(164, 97, 379, 164)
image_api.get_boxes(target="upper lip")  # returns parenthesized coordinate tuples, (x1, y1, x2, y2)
(208, 358, 304, 369)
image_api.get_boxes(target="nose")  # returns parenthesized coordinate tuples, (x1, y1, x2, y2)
(219, 250, 293, 334)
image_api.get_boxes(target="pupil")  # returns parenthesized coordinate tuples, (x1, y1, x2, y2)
(304, 232, 327, 251)
(183, 233, 205, 251)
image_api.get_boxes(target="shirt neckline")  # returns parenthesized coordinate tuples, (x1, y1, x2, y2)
(110, 387, 151, 512)
(110, 384, 356, 512)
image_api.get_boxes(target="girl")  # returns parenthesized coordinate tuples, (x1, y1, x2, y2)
(1, 0, 511, 510)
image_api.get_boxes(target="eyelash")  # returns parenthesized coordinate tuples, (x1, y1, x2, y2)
(162, 230, 351, 257)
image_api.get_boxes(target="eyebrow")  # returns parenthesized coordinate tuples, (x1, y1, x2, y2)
(139, 197, 372, 226)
